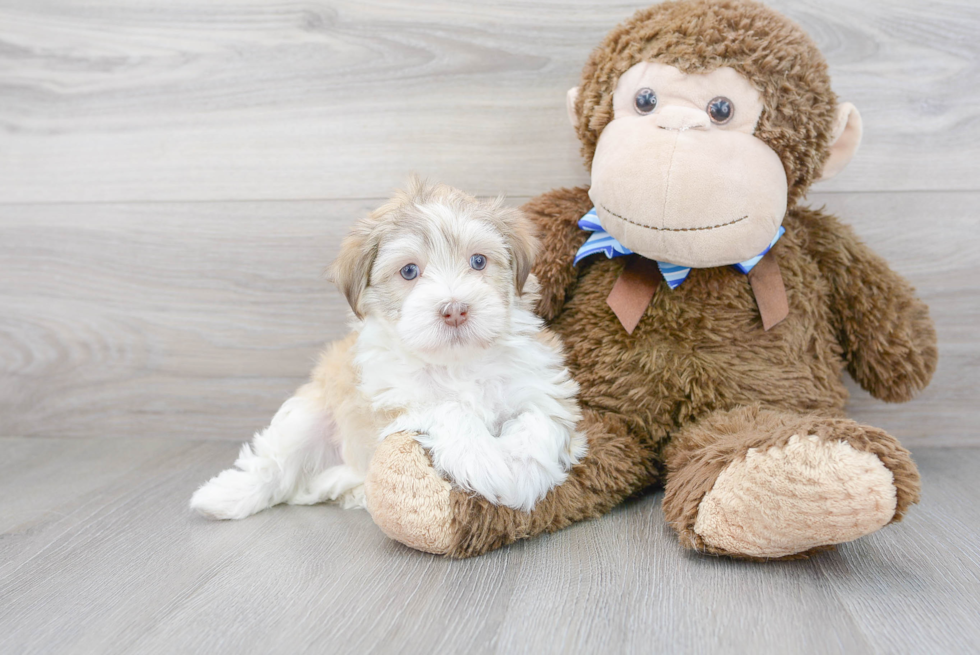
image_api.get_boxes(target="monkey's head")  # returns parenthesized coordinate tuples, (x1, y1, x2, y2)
(569, 0, 861, 268)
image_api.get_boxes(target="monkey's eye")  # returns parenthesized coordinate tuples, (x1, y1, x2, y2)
(633, 88, 658, 115)
(400, 263, 419, 280)
(470, 254, 487, 270)
(707, 97, 734, 124)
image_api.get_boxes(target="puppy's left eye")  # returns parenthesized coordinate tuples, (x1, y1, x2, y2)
(400, 263, 419, 280)
(470, 254, 487, 270)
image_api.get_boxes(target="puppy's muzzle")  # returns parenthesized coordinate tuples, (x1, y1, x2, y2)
(440, 301, 469, 328)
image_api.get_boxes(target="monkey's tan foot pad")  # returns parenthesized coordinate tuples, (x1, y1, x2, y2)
(694, 434, 898, 558)
(364, 431, 456, 555)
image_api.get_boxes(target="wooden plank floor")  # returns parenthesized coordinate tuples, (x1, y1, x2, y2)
(0, 437, 977, 655)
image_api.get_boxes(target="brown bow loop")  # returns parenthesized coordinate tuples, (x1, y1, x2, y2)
(606, 252, 788, 333)
(746, 251, 789, 331)
(606, 255, 662, 334)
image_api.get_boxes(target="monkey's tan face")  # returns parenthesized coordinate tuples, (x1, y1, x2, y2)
(587, 62, 788, 268)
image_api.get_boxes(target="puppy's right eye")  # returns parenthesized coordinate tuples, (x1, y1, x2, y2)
(399, 264, 419, 280)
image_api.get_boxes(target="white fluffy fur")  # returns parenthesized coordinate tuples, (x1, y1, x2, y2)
(189, 396, 343, 519)
(190, 183, 586, 520)
(368, 299, 584, 510)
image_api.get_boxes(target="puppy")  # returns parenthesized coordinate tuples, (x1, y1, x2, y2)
(190, 180, 586, 520)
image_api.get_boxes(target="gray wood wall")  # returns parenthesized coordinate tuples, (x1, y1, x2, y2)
(2, 0, 978, 447)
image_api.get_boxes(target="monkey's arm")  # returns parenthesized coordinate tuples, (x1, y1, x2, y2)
(803, 209, 937, 402)
(521, 186, 593, 321)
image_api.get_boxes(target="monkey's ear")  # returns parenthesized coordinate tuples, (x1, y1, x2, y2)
(331, 226, 378, 319)
(817, 102, 862, 181)
(566, 86, 581, 128)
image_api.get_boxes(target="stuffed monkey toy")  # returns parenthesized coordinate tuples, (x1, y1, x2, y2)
(363, 0, 937, 559)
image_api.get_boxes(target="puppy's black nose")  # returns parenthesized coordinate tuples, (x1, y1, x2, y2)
(441, 302, 469, 328)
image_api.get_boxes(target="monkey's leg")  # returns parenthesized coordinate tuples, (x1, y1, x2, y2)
(364, 408, 658, 558)
(662, 405, 920, 559)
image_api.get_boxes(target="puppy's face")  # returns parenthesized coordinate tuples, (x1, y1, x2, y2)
(333, 182, 537, 362)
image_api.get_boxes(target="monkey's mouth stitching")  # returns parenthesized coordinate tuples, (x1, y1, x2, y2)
(598, 202, 748, 232)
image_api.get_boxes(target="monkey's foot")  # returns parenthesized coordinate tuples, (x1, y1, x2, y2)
(364, 431, 456, 555)
(696, 435, 899, 558)
(663, 408, 920, 559)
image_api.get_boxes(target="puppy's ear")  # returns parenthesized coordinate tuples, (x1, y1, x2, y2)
(331, 221, 379, 319)
(496, 206, 538, 295)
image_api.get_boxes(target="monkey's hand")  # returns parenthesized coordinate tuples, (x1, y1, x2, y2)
(805, 210, 938, 402)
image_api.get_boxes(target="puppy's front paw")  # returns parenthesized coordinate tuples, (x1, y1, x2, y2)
(380, 414, 427, 441)
(189, 467, 274, 520)
(432, 447, 516, 507)
(493, 414, 572, 511)
(494, 458, 567, 513)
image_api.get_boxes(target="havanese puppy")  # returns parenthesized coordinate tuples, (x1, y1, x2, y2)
(190, 180, 586, 520)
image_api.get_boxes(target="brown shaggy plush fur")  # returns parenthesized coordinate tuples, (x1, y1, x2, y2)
(366, 0, 937, 560)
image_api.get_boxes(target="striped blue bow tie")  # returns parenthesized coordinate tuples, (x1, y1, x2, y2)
(573, 208, 785, 289)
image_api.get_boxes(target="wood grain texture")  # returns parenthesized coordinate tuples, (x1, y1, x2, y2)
(1, 192, 976, 445)
(0, 437, 977, 654)
(0, 0, 978, 203)
(0, 200, 364, 440)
